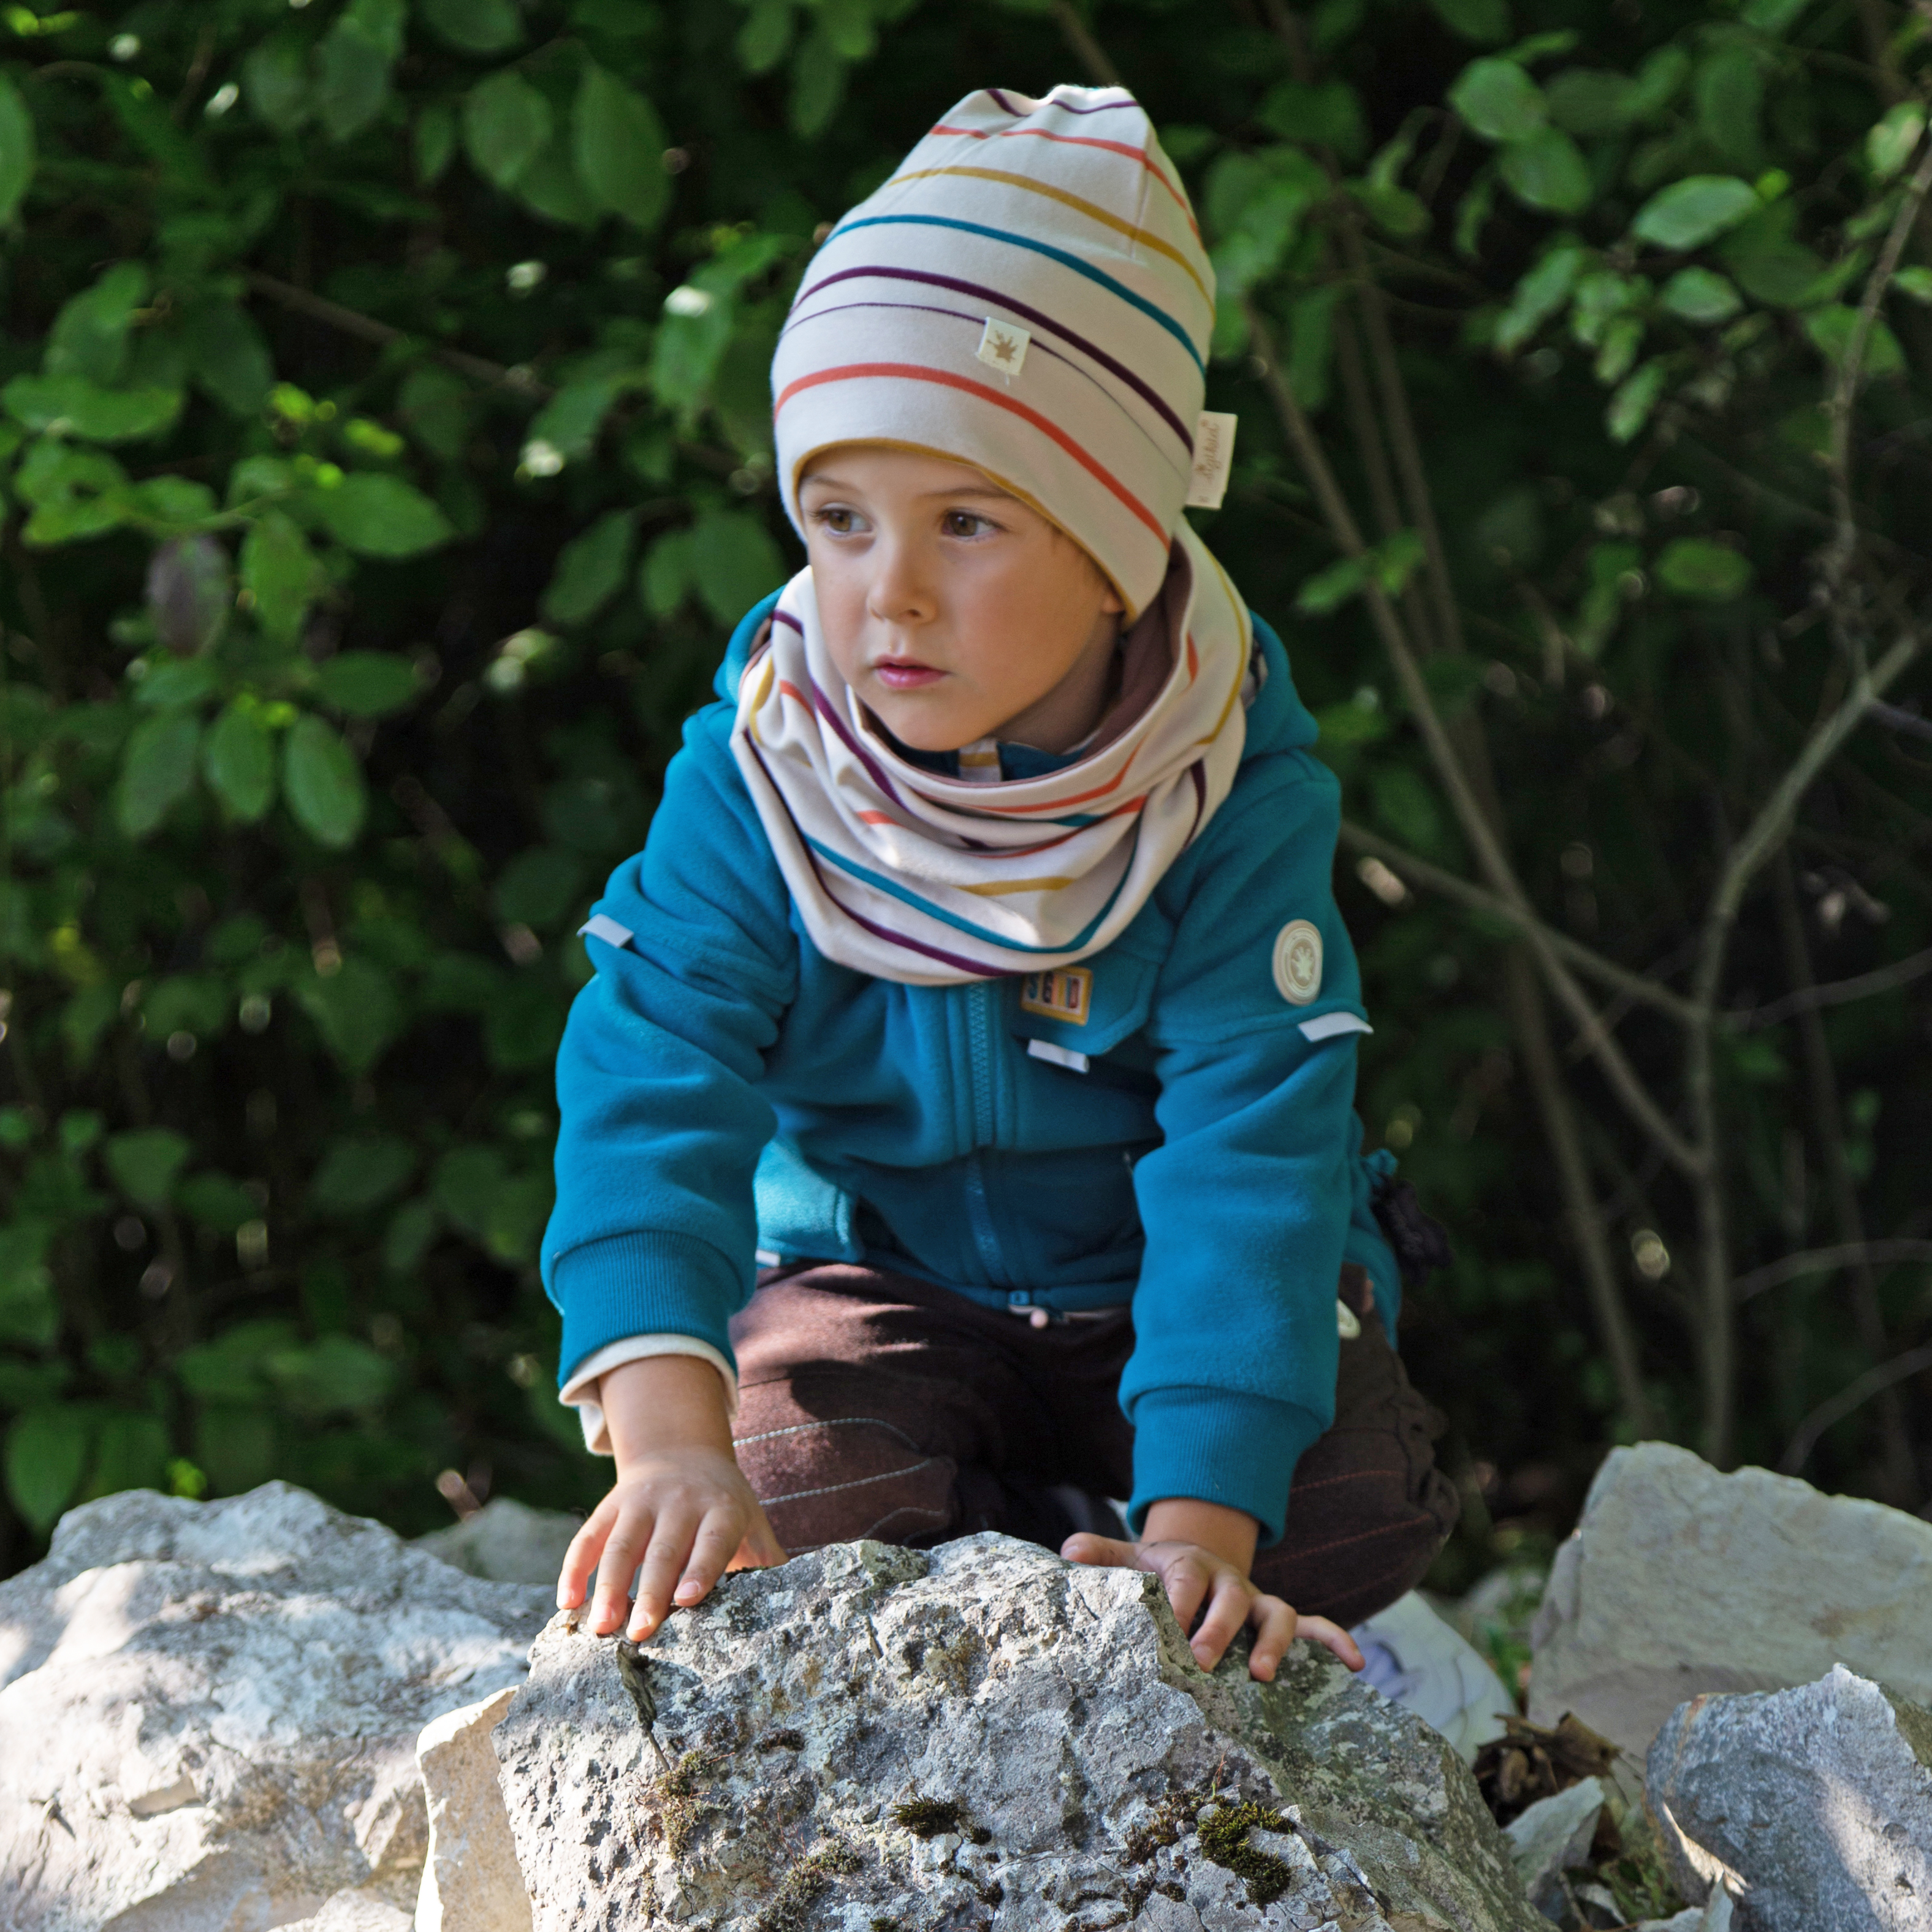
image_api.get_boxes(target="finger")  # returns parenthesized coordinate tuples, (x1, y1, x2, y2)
(1292, 1613, 1366, 1672)
(589, 1504, 656, 1636)
(673, 1508, 745, 1606)
(1186, 1570, 1252, 1673)
(629, 1513, 699, 1639)
(557, 1497, 617, 1610)
(1060, 1532, 1139, 1569)
(1245, 1594, 1298, 1683)
(1161, 1554, 1213, 1641)
(732, 1507, 787, 1570)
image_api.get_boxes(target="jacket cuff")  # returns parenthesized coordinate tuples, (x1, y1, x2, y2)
(1126, 1385, 1326, 1548)
(552, 1230, 745, 1390)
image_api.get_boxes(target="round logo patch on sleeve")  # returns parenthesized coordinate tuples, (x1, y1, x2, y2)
(1272, 919, 1324, 1005)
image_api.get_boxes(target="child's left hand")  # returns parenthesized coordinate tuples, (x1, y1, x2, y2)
(1062, 1502, 1364, 1683)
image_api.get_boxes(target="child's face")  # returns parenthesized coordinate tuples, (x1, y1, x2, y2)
(797, 446, 1125, 755)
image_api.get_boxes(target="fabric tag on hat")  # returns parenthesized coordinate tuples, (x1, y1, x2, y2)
(976, 318, 1031, 378)
(1186, 411, 1239, 510)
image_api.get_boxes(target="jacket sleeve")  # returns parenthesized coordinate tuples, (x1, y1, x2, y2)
(1122, 744, 1379, 1545)
(539, 705, 799, 1390)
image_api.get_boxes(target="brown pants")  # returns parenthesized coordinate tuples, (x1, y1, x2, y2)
(730, 1260, 1459, 1630)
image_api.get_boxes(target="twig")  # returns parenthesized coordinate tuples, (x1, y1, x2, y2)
(242, 270, 554, 398)
(1337, 822, 1702, 1026)
(1247, 300, 1702, 1177)
(1820, 137, 1932, 600)
(1779, 1344, 1932, 1477)
(1731, 940, 1932, 1030)
(1868, 698, 1932, 743)
(1735, 1238, 1932, 1303)
(1048, 1, 1124, 88)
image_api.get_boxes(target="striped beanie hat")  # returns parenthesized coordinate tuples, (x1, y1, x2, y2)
(771, 85, 1214, 620)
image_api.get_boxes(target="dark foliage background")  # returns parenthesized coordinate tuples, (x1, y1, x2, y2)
(1, 0, 1928, 1587)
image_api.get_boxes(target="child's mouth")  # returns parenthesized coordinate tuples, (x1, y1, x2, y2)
(873, 660, 946, 690)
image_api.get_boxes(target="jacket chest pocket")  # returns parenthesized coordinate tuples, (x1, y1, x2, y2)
(1010, 945, 1160, 1079)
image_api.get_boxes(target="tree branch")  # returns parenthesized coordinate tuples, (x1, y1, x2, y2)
(243, 270, 553, 398)
(1734, 1238, 1932, 1303)
(1247, 299, 1702, 1176)
(1779, 1343, 1932, 1477)
(1048, 1, 1124, 87)
(1731, 939, 1932, 1030)
(1338, 821, 1703, 1026)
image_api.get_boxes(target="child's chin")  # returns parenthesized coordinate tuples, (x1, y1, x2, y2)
(869, 699, 985, 754)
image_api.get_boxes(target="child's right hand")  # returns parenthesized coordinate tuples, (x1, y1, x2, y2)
(555, 1354, 785, 1641)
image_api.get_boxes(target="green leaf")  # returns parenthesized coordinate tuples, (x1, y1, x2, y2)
(1694, 46, 1763, 173)
(1543, 69, 1635, 138)
(1631, 175, 1760, 252)
(1349, 180, 1429, 238)
(183, 303, 273, 417)
(517, 139, 599, 227)
(463, 70, 552, 190)
(1804, 305, 1905, 379)
(1498, 126, 1592, 214)
(7, 1406, 93, 1534)
(420, 0, 523, 54)
(485, 974, 565, 1071)
(242, 511, 323, 645)
(0, 1222, 56, 1349)
(283, 715, 367, 847)
(789, 22, 846, 139)
(315, 652, 419, 717)
(2, 375, 183, 443)
(690, 508, 789, 627)
(143, 974, 229, 1038)
(81, 1413, 170, 1503)
(310, 1135, 416, 1215)
(1868, 104, 1926, 184)
(1255, 80, 1367, 161)
(315, 473, 454, 557)
(435, 1144, 508, 1239)
(177, 1171, 259, 1234)
(1448, 59, 1545, 143)
(493, 845, 589, 928)
(1740, 0, 1809, 29)
(1660, 267, 1743, 324)
(0, 74, 37, 225)
(1594, 314, 1644, 384)
(116, 709, 201, 837)
(1428, 0, 1510, 43)
(1891, 265, 1932, 304)
(295, 957, 401, 1071)
(396, 364, 472, 462)
(1656, 538, 1752, 601)
(105, 1128, 191, 1208)
(1496, 245, 1583, 354)
(135, 657, 221, 713)
(266, 1335, 397, 1413)
(737, 0, 793, 72)
(316, 9, 397, 143)
(1606, 358, 1667, 443)
(542, 509, 637, 626)
(414, 99, 457, 183)
(47, 261, 147, 384)
(639, 530, 691, 617)
(1626, 45, 1690, 122)
(1369, 764, 1449, 858)
(1296, 553, 1370, 614)
(574, 64, 669, 231)
(242, 31, 314, 134)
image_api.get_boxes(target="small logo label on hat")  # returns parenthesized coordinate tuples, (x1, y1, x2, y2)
(1186, 410, 1238, 511)
(977, 318, 1031, 378)
(1272, 919, 1323, 1005)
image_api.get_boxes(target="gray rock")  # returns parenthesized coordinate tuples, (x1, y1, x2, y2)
(0, 1481, 551, 1932)
(1528, 1444, 1932, 1756)
(414, 1686, 533, 1932)
(1500, 1778, 1603, 1918)
(495, 1532, 1543, 1932)
(416, 1499, 580, 1589)
(1646, 1664, 1932, 1931)
(286, 1892, 415, 1932)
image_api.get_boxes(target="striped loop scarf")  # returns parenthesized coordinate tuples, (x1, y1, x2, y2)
(729, 520, 1258, 985)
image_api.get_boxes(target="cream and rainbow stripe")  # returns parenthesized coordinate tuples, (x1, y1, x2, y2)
(771, 84, 1214, 622)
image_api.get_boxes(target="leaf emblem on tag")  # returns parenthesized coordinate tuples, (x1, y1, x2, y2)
(1272, 919, 1323, 1005)
(976, 318, 1030, 377)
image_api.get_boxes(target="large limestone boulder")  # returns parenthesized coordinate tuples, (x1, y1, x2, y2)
(416, 1498, 579, 1589)
(1528, 1443, 1932, 1755)
(1647, 1665, 1932, 1930)
(495, 1532, 1543, 1932)
(0, 1481, 550, 1931)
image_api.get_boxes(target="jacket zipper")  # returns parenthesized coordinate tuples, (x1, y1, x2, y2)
(963, 982, 1007, 1284)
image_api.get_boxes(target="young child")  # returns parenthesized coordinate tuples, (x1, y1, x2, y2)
(544, 83, 1458, 1683)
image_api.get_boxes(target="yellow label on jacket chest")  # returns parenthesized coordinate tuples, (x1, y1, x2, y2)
(1020, 967, 1092, 1025)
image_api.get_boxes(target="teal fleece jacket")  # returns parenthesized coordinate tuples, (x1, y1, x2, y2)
(541, 594, 1399, 1543)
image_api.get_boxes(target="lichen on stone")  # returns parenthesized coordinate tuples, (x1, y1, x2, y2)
(1197, 1798, 1298, 1904)
(657, 1748, 724, 1857)
(891, 1795, 965, 1839)
(749, 1836, 861, 1932)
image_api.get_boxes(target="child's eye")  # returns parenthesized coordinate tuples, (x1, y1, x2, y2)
(941, 510, 997, 538)
(812, 505, 865, 536)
